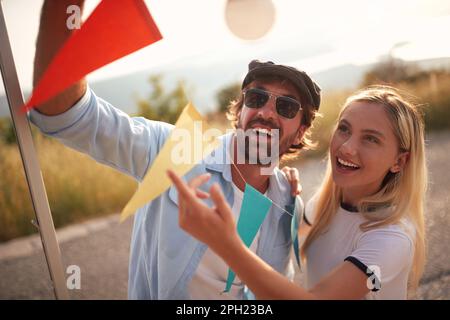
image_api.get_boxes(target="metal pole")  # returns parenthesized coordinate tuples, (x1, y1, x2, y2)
(0, 3, 69, 299)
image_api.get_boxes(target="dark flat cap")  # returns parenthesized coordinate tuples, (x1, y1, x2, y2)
(242, 60, 321, 110)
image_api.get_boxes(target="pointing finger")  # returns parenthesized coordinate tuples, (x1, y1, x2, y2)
(188, 173, 211, 189)
(167, 170, 198, 205)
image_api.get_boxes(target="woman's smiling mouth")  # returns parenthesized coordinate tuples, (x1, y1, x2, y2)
(336, 157, 361, 172)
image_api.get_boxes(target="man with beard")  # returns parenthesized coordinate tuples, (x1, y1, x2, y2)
(30, 1, 321, 299)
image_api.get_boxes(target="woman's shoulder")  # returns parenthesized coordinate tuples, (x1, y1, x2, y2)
(357, 218, 415, 253)
(304, 193, 320, 225)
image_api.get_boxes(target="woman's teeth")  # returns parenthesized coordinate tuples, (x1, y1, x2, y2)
(337, 157, 360, 169)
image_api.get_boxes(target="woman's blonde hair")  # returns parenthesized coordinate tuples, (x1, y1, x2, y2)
(301, 85, 427, 292)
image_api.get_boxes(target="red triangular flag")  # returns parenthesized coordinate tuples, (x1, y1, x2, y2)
(23, 0, 162, 112)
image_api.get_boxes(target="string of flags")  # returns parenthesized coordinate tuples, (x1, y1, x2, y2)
(23, 0, 303, 297)
(23, 0, 162, 112)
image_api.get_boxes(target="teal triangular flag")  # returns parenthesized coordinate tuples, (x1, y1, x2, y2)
(289, 196, 303, 270)
(223, 183, 272, 293)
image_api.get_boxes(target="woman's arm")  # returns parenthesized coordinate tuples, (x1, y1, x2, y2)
(221, 239, 369, 299)
(167, 170, 369, 300)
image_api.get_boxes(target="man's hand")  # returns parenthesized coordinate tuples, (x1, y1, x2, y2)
(34, 0, 87, 115)
(281, 166, 302, 196)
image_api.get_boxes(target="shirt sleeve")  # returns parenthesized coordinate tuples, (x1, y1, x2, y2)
(29, 86, 174, 181)
(344, 227, 414, 292)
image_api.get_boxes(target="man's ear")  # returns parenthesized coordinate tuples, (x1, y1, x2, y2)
(390, 152, 410, 173)
(293, 125, 308, 145)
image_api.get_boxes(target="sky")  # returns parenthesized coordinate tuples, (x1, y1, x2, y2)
(1, 0, 450, 97)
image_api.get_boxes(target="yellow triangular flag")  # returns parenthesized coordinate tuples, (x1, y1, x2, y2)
(120, 102, 221, 222)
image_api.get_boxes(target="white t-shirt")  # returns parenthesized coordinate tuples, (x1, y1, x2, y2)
(303, 196, 415, 300)
(188, 182, 261, 299)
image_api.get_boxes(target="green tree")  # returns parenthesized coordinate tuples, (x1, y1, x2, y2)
(137, 75, 189, 124)
(216, 82, 241, 113)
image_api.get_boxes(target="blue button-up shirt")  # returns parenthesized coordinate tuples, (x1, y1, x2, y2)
(30, 87, 297, 299)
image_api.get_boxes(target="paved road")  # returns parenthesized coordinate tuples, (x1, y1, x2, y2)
(0, 132, 448, 299)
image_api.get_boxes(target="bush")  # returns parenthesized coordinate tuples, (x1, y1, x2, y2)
(0, 118, 16, 144)
(136, 75, 189, 124)
(397, 72, 450, 131)
(0, 133, 136, 242)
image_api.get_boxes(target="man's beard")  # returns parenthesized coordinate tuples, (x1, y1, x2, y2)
(234, 117, 293, 166)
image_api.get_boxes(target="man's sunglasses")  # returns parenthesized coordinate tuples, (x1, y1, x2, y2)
(243, 88, 302, 119)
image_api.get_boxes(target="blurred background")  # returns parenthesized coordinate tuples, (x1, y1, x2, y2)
(0, 0, 449, 299)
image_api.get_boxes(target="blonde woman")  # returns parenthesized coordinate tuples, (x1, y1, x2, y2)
(167, 86, 427, 299)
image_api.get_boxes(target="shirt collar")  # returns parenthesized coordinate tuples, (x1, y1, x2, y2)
(203, 132, 234, 182)
(203, 131, 291, 209)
